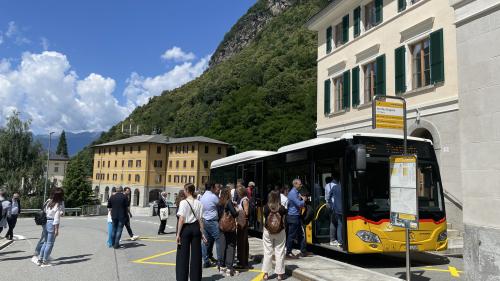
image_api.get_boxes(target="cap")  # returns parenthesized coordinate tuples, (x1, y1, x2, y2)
(248, 181, 255, 187)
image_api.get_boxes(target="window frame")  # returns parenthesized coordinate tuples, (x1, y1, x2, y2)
(333, 75, 344, 112)
(410, 38, 431, 90)
(363, 60, 377, 104)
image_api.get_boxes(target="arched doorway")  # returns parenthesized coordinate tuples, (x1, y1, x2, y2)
(134, 189, 140, 206)
(104, 186, 110, 202)
(411, 128, 434, 142)
(111, 186, 117, 193)
(149, 189, 162, 203)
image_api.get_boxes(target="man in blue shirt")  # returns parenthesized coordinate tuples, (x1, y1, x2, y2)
(200, 183, 221, 268)
(286, 179, 307, 258)
(329, 172, 343, 246)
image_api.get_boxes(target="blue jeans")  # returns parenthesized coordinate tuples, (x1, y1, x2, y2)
(332, 214, 343, 245)
(38, 220, 56, 262)
(107, 222, 113, 247)
(35, 224, 48, 255)
(202, 219, 221, 265)
(111, 219, 125, 248)
(286, 215, 306, 255)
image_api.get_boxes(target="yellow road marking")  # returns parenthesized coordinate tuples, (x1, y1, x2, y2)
(132, 249, 177, 264)
(136, 261, 176, 266)
(419, 266, 463, 278)
(251, 272, 265, 281)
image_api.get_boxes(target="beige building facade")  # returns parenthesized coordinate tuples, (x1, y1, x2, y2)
(47, 154, 69, 187)
(92, 135, 229, 209)
(307, 0, 463, 230)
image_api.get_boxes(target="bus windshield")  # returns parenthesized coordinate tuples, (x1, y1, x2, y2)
(355, 157, 443, 213)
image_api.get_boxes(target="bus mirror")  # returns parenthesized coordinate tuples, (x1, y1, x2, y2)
(354, 145, 366, 171)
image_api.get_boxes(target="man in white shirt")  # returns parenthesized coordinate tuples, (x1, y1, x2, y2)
(280, 186, 289, 209)
(0, 189, 11, 236)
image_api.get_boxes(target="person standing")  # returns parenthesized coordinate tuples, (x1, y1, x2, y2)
(218, 187, 239, 276)
(176, 183, 207, 281)
(0, 189, 11, 236)
(123, 187, 139, 241)
(280, 186, 289, 209)
(262, 191, 287, 280)
(330, 172, 343, 247)
(107, 186, 129, 249)
(286, 179, 307, 259)
(157, 192, 169, 235)
(6, 192, 21, 240)
(236, 185, 250, 269)
(200, 183, 222, 268)
(246, 182, 256, 228)
(35, 187, 64, 267)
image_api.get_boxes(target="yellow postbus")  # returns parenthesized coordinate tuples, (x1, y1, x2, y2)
(210, 133, 447, 254)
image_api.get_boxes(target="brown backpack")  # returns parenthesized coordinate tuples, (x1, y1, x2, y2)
(266, 209, 284, 234)
(219, 211, 236, 232)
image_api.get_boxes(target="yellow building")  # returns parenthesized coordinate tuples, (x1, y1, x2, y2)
(92, 135, 229, 209)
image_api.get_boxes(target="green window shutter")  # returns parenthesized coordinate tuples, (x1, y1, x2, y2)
(342, 15, 349, 44)
(376, 54, 386, 96)
(430, 28, 445, 84)
(398, 0, 406, 12)
(352, 67, 360, 107)
(375, 0, 383, 24)
(342, 71, 350, 109)
(326, 26, 333, 53)
(353, 7, 361, 37)
(324, 79, 331, 115)
(394, 46, 406, 94)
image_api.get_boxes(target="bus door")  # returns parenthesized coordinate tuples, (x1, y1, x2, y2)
(313, 159, 342, 245)
(242, 162, 264, 231)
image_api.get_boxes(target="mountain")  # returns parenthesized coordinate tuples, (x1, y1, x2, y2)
(94, 0, 329, 153)
(35, 131, 102, 156)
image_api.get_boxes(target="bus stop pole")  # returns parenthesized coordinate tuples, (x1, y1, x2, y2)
(402, 99, 411, 281)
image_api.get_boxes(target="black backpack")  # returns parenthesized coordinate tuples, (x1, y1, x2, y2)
(34, 200, 49, 225)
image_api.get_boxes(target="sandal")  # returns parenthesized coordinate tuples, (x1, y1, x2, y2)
(277, 274, 285, 280)
(263, 273, 269, 280)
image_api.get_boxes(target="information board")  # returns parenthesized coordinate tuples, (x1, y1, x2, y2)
(373, 101, 404, 130)
(390, 155, 418, 229)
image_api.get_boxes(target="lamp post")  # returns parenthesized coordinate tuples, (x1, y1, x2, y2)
(43, 131, 55, 203)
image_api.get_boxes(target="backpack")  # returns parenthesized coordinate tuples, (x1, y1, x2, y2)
(301, 204, 314, 226)
(266, 209, 284, 234)
(34, 200, 49, 226)
(219, 210, 236, 233)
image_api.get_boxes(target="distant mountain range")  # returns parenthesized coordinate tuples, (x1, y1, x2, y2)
(35, 131, 102, 156)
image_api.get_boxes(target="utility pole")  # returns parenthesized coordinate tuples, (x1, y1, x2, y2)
(43, 131, 55, 203)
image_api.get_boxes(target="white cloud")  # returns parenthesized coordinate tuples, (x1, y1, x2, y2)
(0, 48, 210, 134)
(124, 55, 209, 108)
(5, 21, 30, 45)
(161, 46, 196, 62)
(41, 37, 50, 51)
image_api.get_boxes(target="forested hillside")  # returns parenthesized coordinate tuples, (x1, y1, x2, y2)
(96, 0, 328, 153)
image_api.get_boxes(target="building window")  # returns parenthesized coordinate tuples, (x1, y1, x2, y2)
(128, 160, 133, 168)
(204, 145, 209, 153)
(334, 22, 343, 47)
(333, 76, 344, 112)
(98, 148, 101, 155)
(135, 174, 140, 182)
(122, 146, 125, 154)
(363, 61, 377, 103)
(136, 160, 141, 168)
(183, 160, 187, 168)
(183, 145, 187, 153)
(107, 174, 109, 180)
(411, 39, 431, 89)
(191, 160, 195, 168)
(129, 146, 133, 153)
(189, 176, 195, 183)
(128, 174, 131, 181)
(157, 146, 161, 154)
(170, 146, 173, 153)
(217, 147, 222, 155)
(98, 161, 100, 168)
(168, 175, 171, 182)
(137, 145, 141, 152)
(114, 160, 117, 167)
(203, 160, 209, 169)
(108, 161, 110, 168)
(120, 174, 123, 181)
(174, 175, 179, 183)
(54, 167, 59, 173)
(115, 147, 118, 155)
(176, 160, 179, 168)
(102, 160, 105, 167)
(169, 161, 172, 168)
(191, 145, 195, 153)
(364, 0, 382, 31)
(155, 174, 162, 184)
(122, 160, 124, 167)
(154, 160, 163, 168)
(108, 148, 111, 154)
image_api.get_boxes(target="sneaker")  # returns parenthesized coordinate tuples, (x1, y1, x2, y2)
(131, 235, 139, 241)
(285, 253, 298, 259)
(31, 256, 39, 265)
(209, 257, 218, 264)
(330, 240, 339, 246)
(40, 262, 52, 267)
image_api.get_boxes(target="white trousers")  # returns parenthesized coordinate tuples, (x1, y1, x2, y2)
(262, 228, 286, 275)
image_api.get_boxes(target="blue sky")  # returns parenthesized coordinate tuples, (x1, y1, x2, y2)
(0, 0, 256, 133)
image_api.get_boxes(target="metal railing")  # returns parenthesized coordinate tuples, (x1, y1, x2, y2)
(21, 208, 82, 216)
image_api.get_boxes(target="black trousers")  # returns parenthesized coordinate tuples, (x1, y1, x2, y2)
(6, 215, 18, 239)
(220, 231, 236, 270)
(236, 226, 249, 267)
(158, 216, 167, 234)
(125, 220, 134, 237)
(176, 222, 202, 281)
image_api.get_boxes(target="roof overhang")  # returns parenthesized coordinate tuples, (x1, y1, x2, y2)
(305, 0, 346, 31)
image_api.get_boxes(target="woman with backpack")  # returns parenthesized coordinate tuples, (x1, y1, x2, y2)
(262, 190, 287, 280)
(217, 187, 239, 276)
(34, 187, 64, 267)
(235, 185, 250, 269)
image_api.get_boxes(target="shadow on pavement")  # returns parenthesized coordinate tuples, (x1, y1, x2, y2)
(201, 274, 225, 281)
(396, 271, 431, 281)
(0, 250, 25, 256)
(54, 254, 93, 261)
(0, 255, 33, 262)
(55, 258, 92, 265)
(121, 242, 146, 249)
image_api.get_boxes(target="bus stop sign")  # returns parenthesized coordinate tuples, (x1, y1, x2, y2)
(390, 155, 419, 229)
(372, 100, 404, 130)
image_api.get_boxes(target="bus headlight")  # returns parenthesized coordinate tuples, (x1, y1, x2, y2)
(438, 230, 447, 242)
(356, 230, 381, 243)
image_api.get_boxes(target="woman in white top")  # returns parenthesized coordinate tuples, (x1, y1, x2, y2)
(176, 183, 207, 281)
(36, 187, 64, 267)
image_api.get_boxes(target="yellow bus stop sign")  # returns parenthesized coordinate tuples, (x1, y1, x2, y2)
(373, 101, 404, 130)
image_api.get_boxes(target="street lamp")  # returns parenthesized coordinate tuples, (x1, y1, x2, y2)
(43, 131, 55, 203)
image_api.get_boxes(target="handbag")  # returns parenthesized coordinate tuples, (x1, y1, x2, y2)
(34, 200, 49, 225)
(159, 207, 169, 221)
(237, 198, 249, 229)
(220, 210, 236, 232)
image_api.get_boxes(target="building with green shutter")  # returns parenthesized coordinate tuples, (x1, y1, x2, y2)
(306, 0, 463, 240)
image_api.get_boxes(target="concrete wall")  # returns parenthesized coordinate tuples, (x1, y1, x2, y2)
(452, 0, 500, 279)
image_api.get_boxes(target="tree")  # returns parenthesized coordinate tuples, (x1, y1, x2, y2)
(0, 111, 45, 206)
(62, 148, 92, 207)
(56, 130, 69, 157)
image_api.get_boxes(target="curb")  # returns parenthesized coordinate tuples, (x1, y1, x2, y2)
(0, 239, 13, 251)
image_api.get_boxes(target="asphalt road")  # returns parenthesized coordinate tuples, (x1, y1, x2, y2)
(0, 217, 297, 281)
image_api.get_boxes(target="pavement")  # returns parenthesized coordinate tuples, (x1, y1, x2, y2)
(0, 216, 464, 281)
